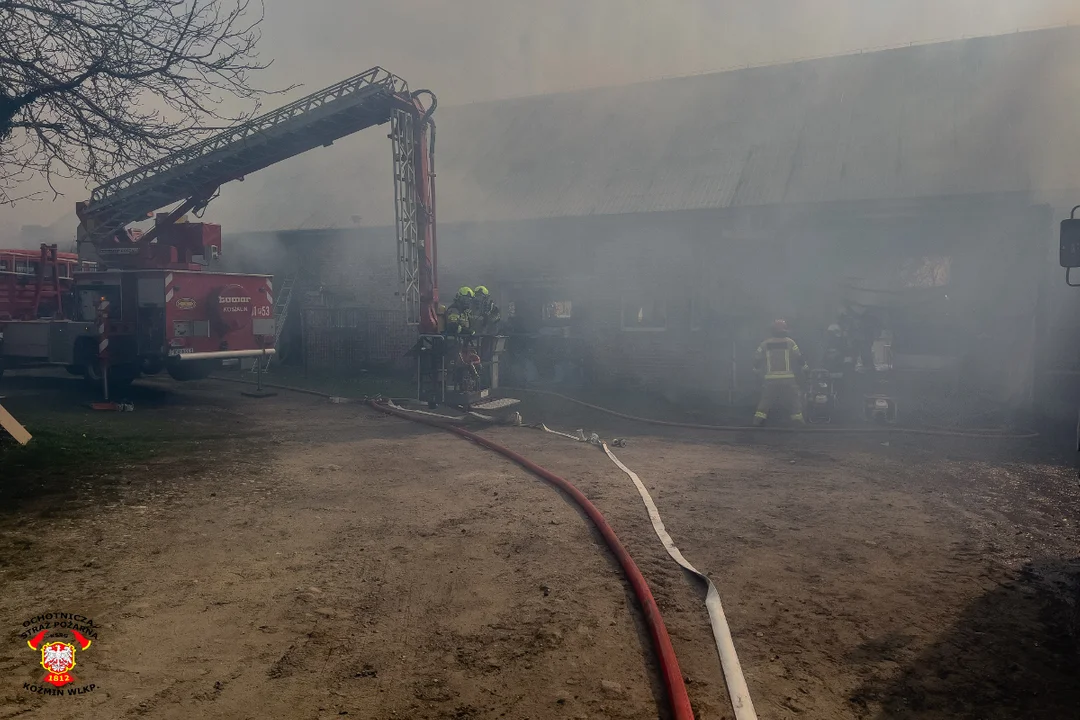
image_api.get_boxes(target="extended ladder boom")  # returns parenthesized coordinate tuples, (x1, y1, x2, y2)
(75, 66, 440, 333)
(77, 66, 410, 245)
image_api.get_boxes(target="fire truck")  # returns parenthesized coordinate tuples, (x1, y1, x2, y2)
(0, 246, 102, 379)
(0, 247, 96, 320)
(0, 67, 445, 395)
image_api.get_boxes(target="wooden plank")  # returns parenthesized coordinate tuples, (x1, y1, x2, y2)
(0, 403, 32, 445)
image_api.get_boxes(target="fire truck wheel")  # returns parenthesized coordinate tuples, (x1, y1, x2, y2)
(83, 360, 137, 393)
(141, 357, 164, 375)
(166, 358, 216, 381)
(83, 359, 103, 384)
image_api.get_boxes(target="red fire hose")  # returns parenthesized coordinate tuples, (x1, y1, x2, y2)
(368, 399, 696, 720)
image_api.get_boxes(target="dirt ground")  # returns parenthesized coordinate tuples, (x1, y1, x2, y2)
(0, 374, 1078, 720)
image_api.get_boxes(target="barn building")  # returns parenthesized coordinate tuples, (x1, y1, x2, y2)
(216, 26, 1080, 418)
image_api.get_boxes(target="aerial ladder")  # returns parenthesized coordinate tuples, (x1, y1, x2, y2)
(61, 66, 453, 397)
(76, 66, 440, 335)
(70, 65, 509, 408)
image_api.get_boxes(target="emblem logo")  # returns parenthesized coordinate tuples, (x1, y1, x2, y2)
(175, 297, 196, 310)
(20, 613, 99, 696)
(39, 641, 77, 686)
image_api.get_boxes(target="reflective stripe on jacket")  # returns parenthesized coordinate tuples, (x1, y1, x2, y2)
(754, 337, 802, 379)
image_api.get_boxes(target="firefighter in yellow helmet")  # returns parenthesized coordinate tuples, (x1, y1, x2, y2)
(472, 285, 501, 334)
(752, 319, 807, 426)
(446, 286, 475, 335)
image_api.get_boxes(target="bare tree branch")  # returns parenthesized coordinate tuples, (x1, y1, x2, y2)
(0, 0, 282, 206)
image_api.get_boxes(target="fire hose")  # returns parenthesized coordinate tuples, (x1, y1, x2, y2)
(216, 373, 1041, 718)
(600, 443, 756, 720)
(528, 423, 758, 720)
(214, 374, 698, 716)
(506, 387, 1040, 439)
(211, 376, 1038, 439)
(373, 397, 756, 719)
(367, 398, 697, 720)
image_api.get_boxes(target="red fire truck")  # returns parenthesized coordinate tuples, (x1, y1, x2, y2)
(0, 67, 441, 394)
(0, 228, 273, 388)
(0, 247, 95, 321)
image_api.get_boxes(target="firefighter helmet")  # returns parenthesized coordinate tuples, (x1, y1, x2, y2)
(772, 319, 789, 335)
(456, 286, 475, 298)
(473, 285, 489, 297)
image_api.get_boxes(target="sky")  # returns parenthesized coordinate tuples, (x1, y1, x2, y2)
(2, 0, 1079, 236)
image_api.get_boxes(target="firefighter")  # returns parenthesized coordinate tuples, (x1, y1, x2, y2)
(839, 303, 879, 373)
(472, 285, 501, 334)
(436, 304, 448, 333)
(446, 286, 475, 336)
(753, 319, 807, 426)
(822, 323, 852, 376)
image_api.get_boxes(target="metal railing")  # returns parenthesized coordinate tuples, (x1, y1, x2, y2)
(390, 108, 421, 326)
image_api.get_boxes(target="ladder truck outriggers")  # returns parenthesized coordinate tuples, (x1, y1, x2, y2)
(0, 67, 502, 405)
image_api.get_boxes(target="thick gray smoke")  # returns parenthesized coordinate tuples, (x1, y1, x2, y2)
(3, 1, 1079, 422)
(2, 0, 1077, 232)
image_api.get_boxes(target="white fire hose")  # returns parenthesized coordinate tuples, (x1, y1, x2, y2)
(601, 443, 758, 720)
(534, 424, 759, 720)
(216, 376, 759, 718)
(386, 405, 757, 717)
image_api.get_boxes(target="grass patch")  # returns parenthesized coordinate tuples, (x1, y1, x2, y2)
(1, 427, 164, 481)
(0, 423, 206, 515)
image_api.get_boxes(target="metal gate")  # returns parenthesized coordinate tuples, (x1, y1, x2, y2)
(301, 307, 413, 373)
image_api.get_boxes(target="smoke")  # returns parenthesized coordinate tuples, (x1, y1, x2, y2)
(2, 0, 1077, 232)
(258, 0, 1080, 103)
(219, 231, 292, 275)
(2, 0, 1079, 418)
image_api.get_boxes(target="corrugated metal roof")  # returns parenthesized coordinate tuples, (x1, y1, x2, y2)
(213, 26, 1080, 232)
